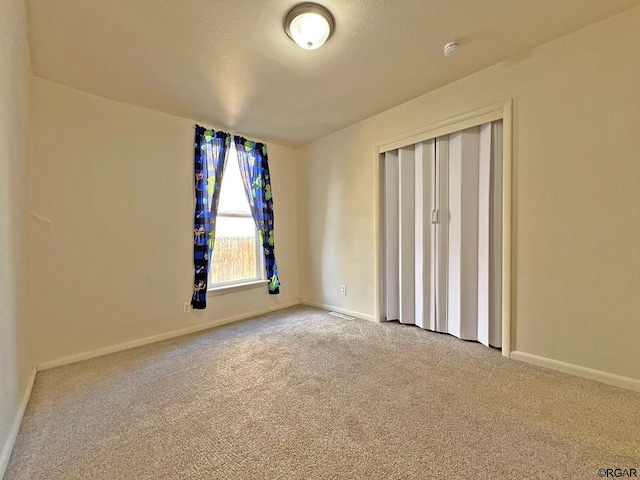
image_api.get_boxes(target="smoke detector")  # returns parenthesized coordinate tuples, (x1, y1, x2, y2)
(443, 41, 459, 57)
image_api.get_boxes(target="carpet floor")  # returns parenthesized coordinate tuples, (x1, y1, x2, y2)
(5, 306, 639, 479)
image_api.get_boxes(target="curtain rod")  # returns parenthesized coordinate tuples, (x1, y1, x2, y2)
(192, 124, 266, 145)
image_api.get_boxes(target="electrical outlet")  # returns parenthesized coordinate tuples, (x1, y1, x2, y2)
(183, 302, 192, 314)
(340, 285, 346, 295)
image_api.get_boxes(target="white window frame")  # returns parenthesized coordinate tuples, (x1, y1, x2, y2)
(207, 155, 267, 295)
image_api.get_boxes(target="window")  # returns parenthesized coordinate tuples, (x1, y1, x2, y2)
(208, 143, 264, 289)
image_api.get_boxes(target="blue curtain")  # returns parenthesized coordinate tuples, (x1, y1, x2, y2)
(191, 126, 231, 309)
(234, 136, 281, 294)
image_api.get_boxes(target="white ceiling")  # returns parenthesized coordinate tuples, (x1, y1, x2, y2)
(27, 0, 639, 145)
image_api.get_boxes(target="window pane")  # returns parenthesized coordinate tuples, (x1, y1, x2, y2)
(210, 216, 258, 284)
(218, 143, 251, 214)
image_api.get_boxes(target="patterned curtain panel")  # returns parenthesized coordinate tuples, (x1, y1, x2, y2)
(191, 126, 231, 309)
(234, 136, 281, 294)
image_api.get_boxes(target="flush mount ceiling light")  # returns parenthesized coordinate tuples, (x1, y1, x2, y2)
(284, 3, 335, 50)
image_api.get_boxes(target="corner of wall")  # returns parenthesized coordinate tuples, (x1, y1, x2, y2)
(0, 0, 37, 474)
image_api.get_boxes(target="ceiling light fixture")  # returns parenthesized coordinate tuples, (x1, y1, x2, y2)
(284, 3, 335, 50)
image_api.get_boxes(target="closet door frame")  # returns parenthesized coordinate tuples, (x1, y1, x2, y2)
(374, 99, 513, 357)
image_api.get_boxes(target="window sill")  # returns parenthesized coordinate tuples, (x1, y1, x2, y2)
(207, 279, 268, 297)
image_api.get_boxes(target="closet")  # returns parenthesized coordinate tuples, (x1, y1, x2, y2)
(382, 121, 503, 348)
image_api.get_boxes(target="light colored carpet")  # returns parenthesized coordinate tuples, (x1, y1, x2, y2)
(6, 306, 639, 479)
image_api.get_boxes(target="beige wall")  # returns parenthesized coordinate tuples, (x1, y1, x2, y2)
(0, 0, 32, 470)
(28, 78, 299, 364)
(298, 7, 640, 380)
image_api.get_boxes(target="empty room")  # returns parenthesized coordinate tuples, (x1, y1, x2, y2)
(1, 0, 639, 478)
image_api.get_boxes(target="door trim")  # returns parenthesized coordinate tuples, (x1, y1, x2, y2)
(373, 99, 513, 357)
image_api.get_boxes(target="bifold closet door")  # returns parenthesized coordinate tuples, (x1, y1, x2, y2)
(444, 121, 502, 347)
(489, 121, 503, 348)
(383, 141, 435, 326)
(432, 136, 449, 334)
(414, 141, 435, 329)
(383, 121, 502, 348)
(384, 151, 400, 322)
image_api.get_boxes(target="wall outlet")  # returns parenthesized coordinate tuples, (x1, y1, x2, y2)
(183, 302, 192, 314)
(340, 285, 346, 295)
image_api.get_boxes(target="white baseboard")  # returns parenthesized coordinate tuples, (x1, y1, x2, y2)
(37, 301, 301, 371)
(300, 300, 377, 322)
(0, 366, 37, 479)
(510, 350, 640, 393)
